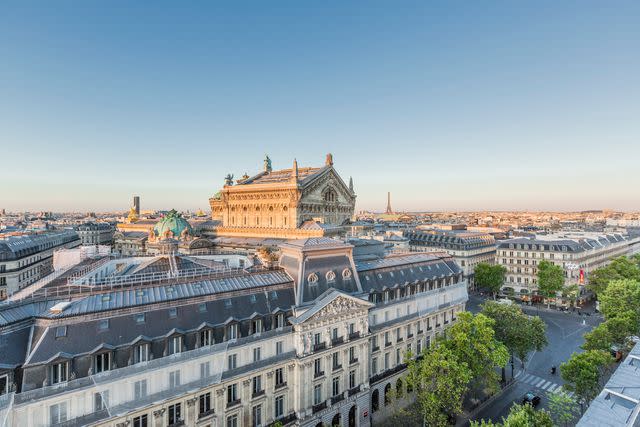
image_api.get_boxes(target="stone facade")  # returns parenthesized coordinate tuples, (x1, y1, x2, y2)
(210, 155, 356, 239)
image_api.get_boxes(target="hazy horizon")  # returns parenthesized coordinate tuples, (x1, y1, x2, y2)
(2, 2, 639, 212)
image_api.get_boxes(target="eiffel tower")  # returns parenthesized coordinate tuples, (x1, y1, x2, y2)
(385, 192, 393, 214)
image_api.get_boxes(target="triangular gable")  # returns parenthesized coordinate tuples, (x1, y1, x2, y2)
(290, 289, 372, 325)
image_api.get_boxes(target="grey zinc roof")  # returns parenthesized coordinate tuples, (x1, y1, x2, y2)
(0, 230, 79, 260)
(0, 326, 32, 368)
(578, 342, 640, 427)
(55, 270, 293, 317)
(355, 253, 441, 271)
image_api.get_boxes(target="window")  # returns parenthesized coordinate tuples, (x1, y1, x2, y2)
(314, 358, 322, 376)
(396, 348, 401, 365)
(332, 327, 338, 340)
(253, 347, 261, 362)
(134, 379, 147, 399)
(95, 352, 110, 373)
(134, 313, 145, 324)
(168, 336, 182, 355)
(134, 343, 149, 364)
(55, 326, 67, 338)
(332, 352, 340, 370)
(349, 370, 356, 389)
(0, 375, 7, 395)
(199, 392, 212, 416)
(133, 414, 148, 427)
(198, 303, 207, 313)
(94, 390, 109, 411)
(200, 329, 213, 346)
(332, 377, 340, 396)
(384, 352, 390, 370)
(349, 346, 356, 362)
(98, 319, 109, 331)
(227, 323, 238, 340)
(275, 395, 284, 418)
(276, 341, 283, 355)
(227, 383, 238, 404)
(275, 313, 284, 328)
(51, 361, 68, 384)
(168, 403, 182, 425)
(252, 375, 262, 395)
(227, 414, 238, 427)
(49, 402, 68, 424)
(372, 357, 378, 374)
(200, 361, 211, 378)
(314, 333, 321, 346)
(253, 404, 262, 427)
(275, 368, 284, 386)
(169, 370, 181, 388)
(251, 318, 263, 334)
(228, 354, 237, 370)
(313, 384, 322, 405)
(168, 307, 177, 318)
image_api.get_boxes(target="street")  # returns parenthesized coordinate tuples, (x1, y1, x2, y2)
(462, 294, 602, 425)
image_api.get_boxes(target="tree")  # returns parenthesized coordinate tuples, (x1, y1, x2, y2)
(407, 344, 472, 427)
(598, 279, 640, 323)
(560, 350, 612, 409)
(548, 391, 579, 427)
(475, 263, 507, 298)
(471, 403, 553, 427)
(481, 301, 547, 381)
(439, 312, 509, 394)
(537, 260, 564, 308)
(587, 256, 640, 296)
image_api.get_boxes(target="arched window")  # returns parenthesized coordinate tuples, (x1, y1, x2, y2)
(331, 413, 341, 427)
(384, 383, 392, 405)
(372, 389, 379, 412)
(396, 378, 404, 398)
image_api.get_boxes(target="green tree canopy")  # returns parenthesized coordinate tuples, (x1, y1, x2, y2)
(537, 260, 564, 307)
(548, 390, 579, 427)
(407, 344, 472, 427)
(560, 350, 612, 406)
(481, 301, 547, 368)
(471, 403, 553, 427)
(598, 279, 640, 323)
(440, 312, 509, 392)
(475, 263, 507, 298)
(587, 256, 640, 295)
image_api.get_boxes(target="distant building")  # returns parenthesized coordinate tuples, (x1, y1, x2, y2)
(404, 229, 497, 289)
(75, 222, 114, 246)
(0, 230, 81, 299)
(385, 192, 393, 215)
(496, 232, 640, 300)
(209, 154, 356, 239)
(133, 195, 140, 216)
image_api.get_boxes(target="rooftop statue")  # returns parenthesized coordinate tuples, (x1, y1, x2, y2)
(224, 173, 234, 186)
(264, 155, 272, 173)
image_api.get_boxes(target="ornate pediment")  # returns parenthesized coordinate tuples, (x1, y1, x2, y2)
(305, 294, 370, 324)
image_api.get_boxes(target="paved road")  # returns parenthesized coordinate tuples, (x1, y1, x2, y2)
(463, 294, 602, 424)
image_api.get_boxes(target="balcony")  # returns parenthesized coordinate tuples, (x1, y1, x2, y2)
(168, 421, 185, 427)
(372, 345, 380, 353)
(436, 323, 441, 328)
(349, 357, 358, 365)
(275, 381, 287, 390)
(396, 337, 404, 343)
(269, 413, 297, 427)
(427, 326, 433, 331)
(313, 342, 327, 352)
(407, 333, 414, 339)
(198, 409, 215, 419)
(331, 394, 345, 405)
(331, 336, 344, 346)
(349, 331, 361, 340)
(385, 341, 392, 348)
(226, 399, 241, 408)
(444, 320, 449, 325)
(417, 329, 423, 335)
(348, 385, 361, 397)
(314, 370, 325, 379)
(369, 363, 408, 384)
(332, 364, 342, 372)
(252, 389, 265, 399)
(312, 401, 327, 414)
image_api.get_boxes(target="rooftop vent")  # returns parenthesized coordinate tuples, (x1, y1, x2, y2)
(49, 301, 72, 314)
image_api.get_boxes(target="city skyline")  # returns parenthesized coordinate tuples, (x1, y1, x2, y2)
(2, 1, 639, 212)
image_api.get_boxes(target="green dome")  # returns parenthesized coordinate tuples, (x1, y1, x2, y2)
(154, 209, 192, 239)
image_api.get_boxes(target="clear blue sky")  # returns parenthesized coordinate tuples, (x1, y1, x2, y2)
(1, 1, 638, 212)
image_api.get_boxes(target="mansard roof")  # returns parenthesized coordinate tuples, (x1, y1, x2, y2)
(239, 166, 326, 186)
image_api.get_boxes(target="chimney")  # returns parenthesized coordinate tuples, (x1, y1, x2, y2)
(291, 158, 299, 183)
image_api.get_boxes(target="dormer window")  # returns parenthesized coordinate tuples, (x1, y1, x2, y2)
(200, 329, 213, 346)
(326, 271, 336, 283)
(275, 313, 285, 329)
(51, 361, 68, 384)
(168, 336, 183, 355)
(133, 343, 149, 364)
(227, 323, 238, 341)
(342, 268, 352, 280)
(251, 318, 263, 334)
(308, 273, 319, 284)
(168, 308, 177, 318)
(95, 352, 110, 373)
(55, 326, 67, 338)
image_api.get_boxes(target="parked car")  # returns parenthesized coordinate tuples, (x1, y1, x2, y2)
(522, 391, 541, 407)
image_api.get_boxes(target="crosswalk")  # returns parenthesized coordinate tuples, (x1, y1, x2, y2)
(517, 372, 574, 397)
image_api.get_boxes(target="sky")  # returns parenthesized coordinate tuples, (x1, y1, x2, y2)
(1, 1, 639, 213)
